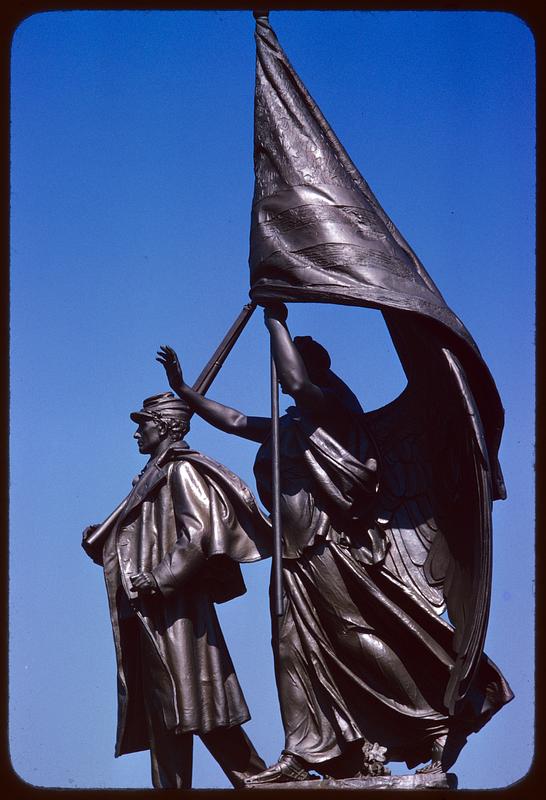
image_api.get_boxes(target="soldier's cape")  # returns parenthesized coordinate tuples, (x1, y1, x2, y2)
(249, 12, 507, 714)
(98, 440, 272, 605)
(169, 442, 272, 604)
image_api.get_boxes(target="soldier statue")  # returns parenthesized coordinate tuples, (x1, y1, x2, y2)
(82, 391, 271, 789)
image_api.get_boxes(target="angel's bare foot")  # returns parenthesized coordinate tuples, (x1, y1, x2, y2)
(415, 759, 444, 775)
(415, 736, 446, 775)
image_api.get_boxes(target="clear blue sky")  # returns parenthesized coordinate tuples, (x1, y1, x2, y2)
(9, 9, 535, 791)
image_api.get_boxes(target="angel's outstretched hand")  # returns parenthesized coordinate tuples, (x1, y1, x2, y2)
(157, 344, 184, 393)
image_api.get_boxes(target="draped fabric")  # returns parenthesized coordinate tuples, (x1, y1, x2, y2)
(101, 445, 272, 756)
(276, 542, 511, 768)
(253, 407, 513, 767)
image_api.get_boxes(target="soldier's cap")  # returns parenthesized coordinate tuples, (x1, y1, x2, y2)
(130, 392, 191, 424)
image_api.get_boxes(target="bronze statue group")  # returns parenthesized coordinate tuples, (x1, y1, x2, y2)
(82, 11, 513, 790)
(83, 303, 512, 788)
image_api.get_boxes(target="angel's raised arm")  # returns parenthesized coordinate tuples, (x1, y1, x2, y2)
(157, 345, 271, 444)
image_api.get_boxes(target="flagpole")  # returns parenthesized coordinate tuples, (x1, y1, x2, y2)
(192, 302, 256, 395)
(270, 347, 284, 617)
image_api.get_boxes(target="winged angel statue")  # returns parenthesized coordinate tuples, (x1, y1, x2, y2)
(159, 12, 513, 784)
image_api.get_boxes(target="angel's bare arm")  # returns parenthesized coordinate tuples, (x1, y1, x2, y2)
(156, 345, 270, 443)
(264, 304, 332, 416)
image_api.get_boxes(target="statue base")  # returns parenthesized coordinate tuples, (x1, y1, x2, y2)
(245, 772, 458, 790)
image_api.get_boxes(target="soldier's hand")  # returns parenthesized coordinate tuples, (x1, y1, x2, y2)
(82, 525, 102, 566)
(130, 572, 159, 595)
(156, 345, 185, 393)
(82, 524, 98, 542)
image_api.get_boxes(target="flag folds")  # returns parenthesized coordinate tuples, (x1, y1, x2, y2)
(249, 13, 505, 500)
(250, 14, 469, 340)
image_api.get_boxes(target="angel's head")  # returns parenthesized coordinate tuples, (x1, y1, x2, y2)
(294, 335, 365, 414)
(294, 336, 331, 384)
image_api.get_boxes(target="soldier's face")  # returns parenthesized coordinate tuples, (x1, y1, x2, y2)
(134, 419, 164, 455)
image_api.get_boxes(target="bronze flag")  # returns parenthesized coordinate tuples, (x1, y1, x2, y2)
(249, 13, 505, 501)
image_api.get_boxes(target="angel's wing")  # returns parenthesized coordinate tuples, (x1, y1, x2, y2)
(364, 314, 495, 714)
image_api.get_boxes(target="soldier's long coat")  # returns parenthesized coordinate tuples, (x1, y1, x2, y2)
(99, 441, 271, 757)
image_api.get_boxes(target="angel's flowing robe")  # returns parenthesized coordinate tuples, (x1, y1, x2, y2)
(253, 399, 513, 772)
